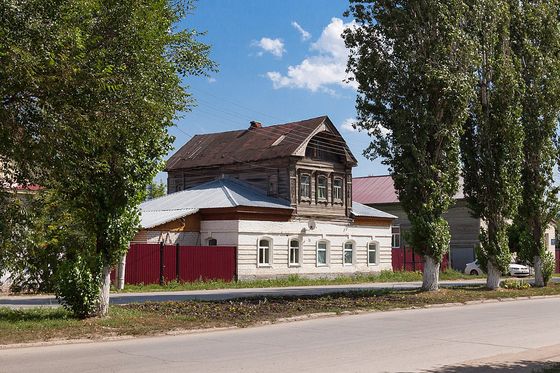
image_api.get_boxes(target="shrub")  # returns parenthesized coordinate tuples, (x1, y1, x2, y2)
(500, 278, 530, 289)
(542, 250, 555, 285)
(53, 255, 102, 318)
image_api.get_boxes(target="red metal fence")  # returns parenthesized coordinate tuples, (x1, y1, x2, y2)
(392, 247, 449, 272)
(123, 243, 237, 284)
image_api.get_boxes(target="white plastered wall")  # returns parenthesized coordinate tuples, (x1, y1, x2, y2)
(199, 219, 392, 279)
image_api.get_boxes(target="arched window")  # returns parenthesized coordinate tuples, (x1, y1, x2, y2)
(289, 239, 300, 266)
(317, 240, 329, 266)
(343, 241, 354, 266)
(333, 177, 343, 201)
(368, 242, 378, 266)
(258, 238, 272, 266)
(317, 175, 327, 201)
(207, 238, 217, 246)
(300, 174, 311, 199)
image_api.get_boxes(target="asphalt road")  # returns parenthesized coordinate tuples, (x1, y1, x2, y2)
(0, 278, 520, 308)
(1, 297, 559, 372)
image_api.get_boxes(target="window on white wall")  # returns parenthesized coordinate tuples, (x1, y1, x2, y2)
(258, 238, 271, 266)
(317, 241, 328, 266)
(368, 242, 378, 265)
(343, 242, 354, 265)
(392, 226, 401, 248)
(289, 239, 300, 266)
(208, 238, 217, 246)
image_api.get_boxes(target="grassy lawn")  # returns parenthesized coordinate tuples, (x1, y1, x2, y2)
(114, 269, 484, 293)
(2, 282, 560, 345)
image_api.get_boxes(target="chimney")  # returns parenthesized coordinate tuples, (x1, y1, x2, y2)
(249, 120, 262, 129)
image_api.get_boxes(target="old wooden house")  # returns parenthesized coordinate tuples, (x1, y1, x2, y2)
(135, 116, 396, 279)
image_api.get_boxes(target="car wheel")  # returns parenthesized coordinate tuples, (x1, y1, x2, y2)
(470, 269, 479, 276)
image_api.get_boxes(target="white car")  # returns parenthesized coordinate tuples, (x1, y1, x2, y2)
(464, 260, 531, 277)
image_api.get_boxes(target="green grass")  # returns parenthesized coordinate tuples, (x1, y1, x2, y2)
(115, 269, 482, 293)
(2, 282, 560, 345)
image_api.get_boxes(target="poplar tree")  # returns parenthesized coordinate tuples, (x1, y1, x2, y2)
(344, 0, 474, 290)
(512, 1, 560, 287)
(460, 0, 524, 289)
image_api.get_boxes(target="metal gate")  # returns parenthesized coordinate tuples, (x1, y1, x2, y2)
(392, 247, 449, 272)
(123, 243, 237, 284)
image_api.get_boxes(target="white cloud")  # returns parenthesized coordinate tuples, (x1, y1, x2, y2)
(291, 21, 311, 41)
(341, 118, 358, 133)
(252, 37, 286, 57)
(267, 18, 357, 94)
(207, 77, 217, 84)
(340, 118, 391, 136)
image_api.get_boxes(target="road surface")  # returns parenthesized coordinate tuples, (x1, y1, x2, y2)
(0, 278, 520, 308)
(1, 297, 559, 372)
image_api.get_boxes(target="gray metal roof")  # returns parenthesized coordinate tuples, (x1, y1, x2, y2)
(139, 178, 293, 228)
(140, 208, 199, 229)
(351, 201, 397, 219)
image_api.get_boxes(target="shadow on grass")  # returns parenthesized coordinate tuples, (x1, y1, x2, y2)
(425, 361, 560, 372)
(0, 307, 73, 322)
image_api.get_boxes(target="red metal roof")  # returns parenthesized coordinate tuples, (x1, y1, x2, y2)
(352, 175, 464, 204)
(352, 175, 399, 204)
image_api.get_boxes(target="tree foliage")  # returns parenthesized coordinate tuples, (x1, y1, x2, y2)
(344, 0, 475, 290)
(460, 0, 524, 289)
(0, 0, 215, 316)
(511, 1, 560, 287)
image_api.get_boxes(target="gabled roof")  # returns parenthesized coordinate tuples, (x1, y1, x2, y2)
(352, 175, 465, 205)
(139, 178, 293, 228)
(165, 116, 357, 170)
(351, 202, 397, 219)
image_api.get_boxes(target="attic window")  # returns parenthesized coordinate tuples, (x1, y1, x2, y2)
(271, 135, 286, 146)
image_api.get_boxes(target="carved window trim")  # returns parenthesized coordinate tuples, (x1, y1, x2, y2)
(299, 173, 311, 201)
(332, 176, 344, 203)
(317, 175, 328, 202)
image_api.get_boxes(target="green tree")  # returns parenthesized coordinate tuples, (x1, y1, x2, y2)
(460, 0, 524, 289)
(344, 0, 474, 290)
(511, 1, 560, 287)
(0, 0, 215, 316)
(146, 180, 167, 200)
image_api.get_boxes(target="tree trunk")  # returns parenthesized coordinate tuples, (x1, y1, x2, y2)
(96, 264, 112, 317)
(117, 254, 126, 291)
(421, 255, 440, 291)
(486, 260, 501, 290)
(533, 255, 544, 287)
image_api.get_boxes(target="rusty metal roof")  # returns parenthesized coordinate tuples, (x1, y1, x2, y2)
(165, 116, 357, 170)
(352, 175, 464, 205)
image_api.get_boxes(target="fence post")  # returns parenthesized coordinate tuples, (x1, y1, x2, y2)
(176, 243, 180, 282)
(159, 241, 164, 286)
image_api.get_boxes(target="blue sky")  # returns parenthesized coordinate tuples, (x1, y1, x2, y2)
(158, 0, 387, 182)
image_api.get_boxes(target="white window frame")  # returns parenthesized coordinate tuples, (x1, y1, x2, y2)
(300, 173, 311, 200)
(343, 241, 355, 266)
(316, 240, 329, 267)
(317, 175, 327, 201)
(257, 237, 272, 267)
(367, 241, 379, 266)
(207, 238, 217, 246)
(333, 177, 343, 202)
(289, 238, 301, 267)
(392, 226, 401, 249)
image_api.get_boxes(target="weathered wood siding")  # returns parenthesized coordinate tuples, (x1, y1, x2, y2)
(167, 158, 291, 199)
